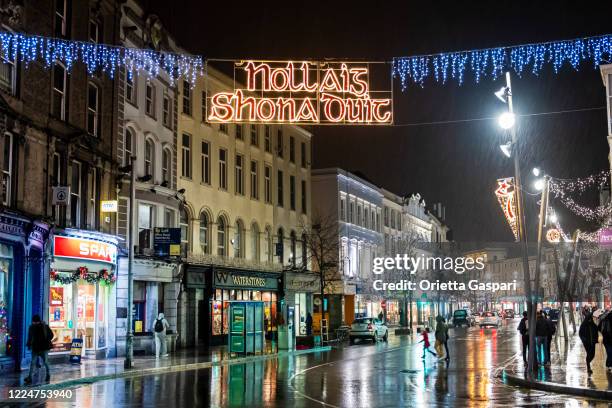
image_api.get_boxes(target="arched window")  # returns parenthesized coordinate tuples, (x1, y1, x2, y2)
(199, 211, 209, 254)
(180, 207, 190, 255)
(124, 128, 134, 166)
(265, 227, 272, 263)
(234, 219, 244, 258)
(290, 230, 297, 267)
(277, 228, 284, 264)
(251, 223, 260, 261)
(162, 148, 171, 186)
(301, 233, 307, 268)
(144, 138, 155, 179)
(217, 216, 227, 256)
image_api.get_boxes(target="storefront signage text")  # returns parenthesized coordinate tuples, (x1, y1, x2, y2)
(208, 61, 393, 125)
(101, 200, 118, 213)
(214, 270, 278, 290)
(54, 236, 117, 264)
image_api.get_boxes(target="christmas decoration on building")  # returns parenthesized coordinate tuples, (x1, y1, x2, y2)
(546, 228, 561, 243)
(0, 31, 204, 86)
(548, 170, 612, 221)
(495, 177, 518, 240)
(50, 267, 116, 285)
(393, 34, 612, 89)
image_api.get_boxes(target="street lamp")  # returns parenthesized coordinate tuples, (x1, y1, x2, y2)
(499, 142, 512, 158)
(534, 178, 545, 191)
(498, 112, 516, 130)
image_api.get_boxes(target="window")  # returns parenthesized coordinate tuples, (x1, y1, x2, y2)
(0, 52, 16, 94)
(349, 200, 354, 223)
(390, 210, 395, 229)
(236, 124, 243, 140)
(384, 207, 389, 227)
(235, 154, 244, 195)
(357, 206, 362, 226)
(199, 212, 209, 253)
(125, 71, 136, 105)
(265, 227, 273, 262)
(277, 170, 284, 207)
(52, 62, 67, 120)
(264, 126, 271, 152)
(138, 204, 154, 250)
(86, 83, 99, 136)
(201, 141, 210, 185)
(1, 134, 13, 206)
(290, 231, 297, 267)
(364, 208, 369, 228)
(51, 153, 61, 221)
(289, 136, 295, 163)
(144, 139, 154, 178)
(145, 82, 156, 118)
(124, 129, 134, 166)
(276, 130, 283, 157)
(181, 133, 192, 178)
(55, 0, 69, 38)
(163, 94, 171, 128)
(340, 197, 346, 221)
(371, 211, 375, 231)
(376, 212, 380, 232)
(246, 160, 258, 201)
(301, 142, 307, 168)
(219, 149, 227, 190)
(234, 220, 244, 258)
(162, 148, 170, 186)
(219, 123, 227, 134)
(201, 90, 207, 122)
(89, 19, 99, 43)
(277, 228, 284, 262)
(164, 208, 174, 227)
(182, 80, 191, 115)
(289, 175, 296, 210)
(264, 165, 272, 204)
(217, 216, 227, 256)
(180, 208, 190, 254)
(251, 223, 260, 261)
(301, 234, 307, 267)
(70, 161, 81, 227)
(87, 167, 98, 229)
(301, 180, 307, 214)
(250, 125, 258, 146)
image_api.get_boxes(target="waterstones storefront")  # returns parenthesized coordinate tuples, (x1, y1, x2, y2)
(48, 230, 118, 360)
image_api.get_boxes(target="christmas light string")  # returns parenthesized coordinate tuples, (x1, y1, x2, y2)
(393, 34, 612, 89)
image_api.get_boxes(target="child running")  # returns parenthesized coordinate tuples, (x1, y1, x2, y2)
(420, 327, 437, 360)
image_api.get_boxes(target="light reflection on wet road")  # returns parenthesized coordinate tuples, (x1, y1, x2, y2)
(31, 320, 612, 407)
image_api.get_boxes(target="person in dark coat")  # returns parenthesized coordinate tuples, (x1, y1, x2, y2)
(24, 315, 53, 384)
(579, 312, 599, 374)
(597, 311, 612, 371)
(517, 311, 529, 364)
(306, 313, 313, 336)
(544, 311, 556, 366)
(535, 311, 551, 365)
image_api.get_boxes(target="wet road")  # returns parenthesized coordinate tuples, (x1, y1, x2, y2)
(29, 320, 612, 407)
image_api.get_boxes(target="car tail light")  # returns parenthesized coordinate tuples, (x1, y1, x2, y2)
(367, 323, 373, 330)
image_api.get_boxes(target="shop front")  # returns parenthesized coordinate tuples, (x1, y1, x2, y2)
(48, 231, 118, 360)
(284, 272, 320, 337)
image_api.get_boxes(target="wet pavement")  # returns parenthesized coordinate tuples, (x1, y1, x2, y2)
(7, 320, 612, 407)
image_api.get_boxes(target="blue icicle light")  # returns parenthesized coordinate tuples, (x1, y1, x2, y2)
(0, 32, 204, 86)
(393, 34, 612, 90)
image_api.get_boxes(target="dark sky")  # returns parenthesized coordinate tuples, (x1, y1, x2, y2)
(145, 0, 611, 242)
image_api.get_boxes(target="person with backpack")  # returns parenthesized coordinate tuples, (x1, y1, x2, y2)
(153, 312, 170, 358)
(24, 315, 54, 385)
(579, 312, 599, 374)
(517, 311, 529, 364)
(598, 311, 612, 371)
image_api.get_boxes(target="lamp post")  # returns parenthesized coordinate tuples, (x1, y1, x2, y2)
(124, 156, 136, 369)
(497, 71, 536, 373)
(534, 172, 550, 314)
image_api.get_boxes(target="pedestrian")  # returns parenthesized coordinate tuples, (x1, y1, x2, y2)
(535, 311, 550, 366)
(378, 311, 384, 322)
(545, 311, 556, 366)
(306, 312, 313, 336)
(443, 318, 450, 362)
(24, 315, 53, 385)
(597, 311, 612, 372)
(579, 312, 599, 375)
(419, 327, 437, 360)
(153, 312, 170, 358)
(434, 315, 448, 360)
(517, 311, 529, 364)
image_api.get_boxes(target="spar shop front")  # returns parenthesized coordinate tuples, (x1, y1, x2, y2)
(48, 230, 119, 360)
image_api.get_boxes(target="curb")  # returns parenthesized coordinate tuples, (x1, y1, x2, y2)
(17, 346, 332, 392)
(503, 369, 612, 400)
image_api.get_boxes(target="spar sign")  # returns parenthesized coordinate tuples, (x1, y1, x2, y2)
(53, 235, 117, 264)
(207, 60, 393, 125)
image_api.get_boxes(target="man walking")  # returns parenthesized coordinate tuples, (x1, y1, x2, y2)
(598, 311, 612, 372)
(517, 311, 529, 364)
(544, 311, 556, 366)
(535, 311, 550, 366)
(24, 315, 53, 385)
(579, 312, 599, 375)
(435, 315, 449, 361)
(153, 312, 170, 358)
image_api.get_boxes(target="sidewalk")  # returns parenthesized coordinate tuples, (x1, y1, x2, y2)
(0, 344, 331, 394)
(503, 332, 612, 399)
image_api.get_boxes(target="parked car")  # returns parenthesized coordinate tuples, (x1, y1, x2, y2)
(452, 309, 475, 327)
(349, 317, 388, 344)
(503, 309, 515, 319)
(480, 311, 501, 328)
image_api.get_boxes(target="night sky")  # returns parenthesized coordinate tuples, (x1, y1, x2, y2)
(145, 0, 611, 242)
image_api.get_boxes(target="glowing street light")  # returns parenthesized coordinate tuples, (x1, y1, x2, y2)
(498, 112, 516, 129)
(532, 167, 541, 177)
(499, 142, 512, 158)
(534, 178, 545, 191)
(549, 212, 558, 223)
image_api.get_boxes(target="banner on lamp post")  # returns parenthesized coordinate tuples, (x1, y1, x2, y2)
(495, 177, 518, 241)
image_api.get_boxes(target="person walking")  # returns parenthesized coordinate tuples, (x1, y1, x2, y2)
(434, 315, 448, 361)
(443, 318, 450, 362)
(517, 311, 529, 364)
(24, 315, 53, 385)
(153, 312, 170, 358)
(598, 311, 612, 372)
(306, 313, 313, 336)
(579, 312, 599, 375)
(535, 311, 550, 366)
(419, 327, 437, 361)
(544, 312, 556, 366)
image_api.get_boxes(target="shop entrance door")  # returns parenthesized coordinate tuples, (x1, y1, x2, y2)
(197, 298, 206, 345)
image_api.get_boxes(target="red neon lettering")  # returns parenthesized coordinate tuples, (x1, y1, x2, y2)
(244, 61, 270, 91)
(345, 98, 363, 122)
(340, 64, 350, 92)
(277, 98, 296, 122)
(295, 98, 318, 122)
(208, 93, 234, 121)
(235, 90, 256, 121)
(301, 62, 317, 92)
(319, 69, 342, 93)
(349, 68, 368, 97)
(372, 99, 392, 122)
(271, 68, 289, 91)
(257, 99, 276, 121)
(321, 93, 345, 122)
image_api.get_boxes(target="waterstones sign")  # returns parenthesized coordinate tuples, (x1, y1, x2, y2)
(207, 60, 393, 125)
(214, 270, 278, 290)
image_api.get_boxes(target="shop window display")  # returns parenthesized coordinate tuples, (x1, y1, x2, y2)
(49, 282, 74, 352)
(212, 289, 277, 337)
(0, 255, 11, 357)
